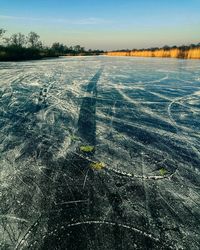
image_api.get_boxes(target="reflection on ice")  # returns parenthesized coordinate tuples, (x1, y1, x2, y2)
(0, 56, 200, 249)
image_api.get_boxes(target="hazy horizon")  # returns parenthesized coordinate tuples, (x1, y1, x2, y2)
(0, 0, 200, 50)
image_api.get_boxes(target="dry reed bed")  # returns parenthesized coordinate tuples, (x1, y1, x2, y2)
(106, 48, 200, 59)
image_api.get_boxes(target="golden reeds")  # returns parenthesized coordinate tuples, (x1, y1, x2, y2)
(106, 48, 200, 59)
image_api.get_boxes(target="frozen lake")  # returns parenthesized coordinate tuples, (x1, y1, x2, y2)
(0, 56, 200, 249)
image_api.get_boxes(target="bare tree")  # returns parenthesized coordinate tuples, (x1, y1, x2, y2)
(7, 33, 26, 47)
(74, 45, 81, 52)
(27, 31, 42, 48)
(0, 28, 6, 37)
(0, 28, 6, 44)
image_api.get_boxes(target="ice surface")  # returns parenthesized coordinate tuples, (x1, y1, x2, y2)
(0, 56, 200, 249)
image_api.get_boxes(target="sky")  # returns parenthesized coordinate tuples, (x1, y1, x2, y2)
(0, 0, 200, 50)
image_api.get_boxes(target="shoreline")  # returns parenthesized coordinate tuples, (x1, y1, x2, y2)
(1, 52, 200, 62)
(0, 55, 104, 62)
(0, 56, 59, 62)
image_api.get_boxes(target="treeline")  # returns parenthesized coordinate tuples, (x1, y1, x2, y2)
(50, 43, 104, 56)
(106, 44, 200, 59)
(0, 29, 104, 61)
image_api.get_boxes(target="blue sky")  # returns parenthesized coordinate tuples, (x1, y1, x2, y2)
(0, 0, 200, 50)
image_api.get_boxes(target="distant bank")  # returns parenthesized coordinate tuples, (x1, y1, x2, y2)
(105, 48, 200, 59)
(1, 28, 199, 61)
